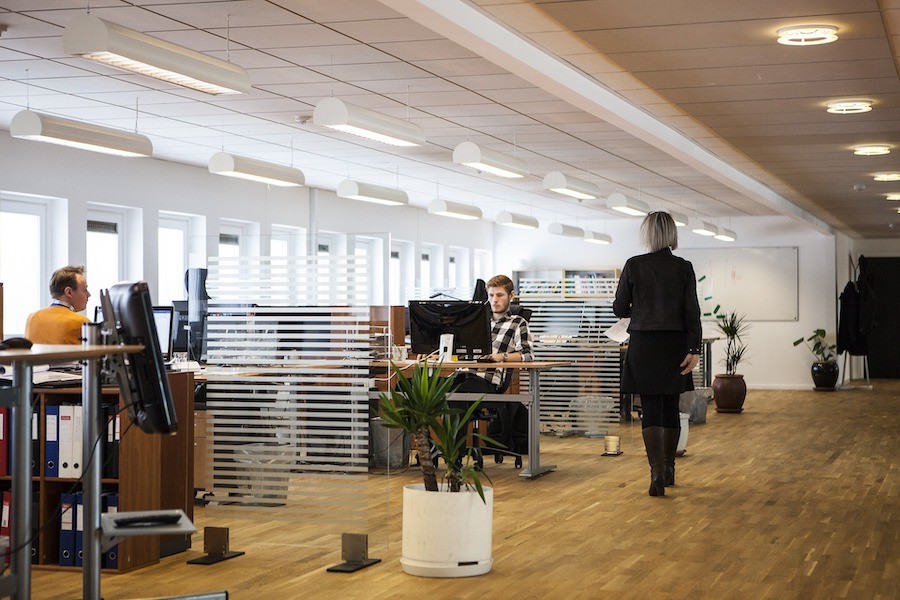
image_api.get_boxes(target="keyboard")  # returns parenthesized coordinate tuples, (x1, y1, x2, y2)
(113, 511, 182, 528)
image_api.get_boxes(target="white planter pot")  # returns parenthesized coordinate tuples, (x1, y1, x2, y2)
(676, 412, 690, 456)
(401, 483, 493, 577)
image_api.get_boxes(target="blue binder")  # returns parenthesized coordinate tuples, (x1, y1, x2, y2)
(45, 405, 59, 478)
(103, 493, 119, 570)
(74, 493, 84, 567)
(59, 493, 76, 567)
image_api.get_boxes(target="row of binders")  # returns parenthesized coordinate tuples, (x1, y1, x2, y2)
(1, 491, 46, 566)
(58, 491, 119, 569)
(0, 404, 121, 480)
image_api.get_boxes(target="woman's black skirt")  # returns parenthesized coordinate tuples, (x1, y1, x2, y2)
(621, 330, 695, 395)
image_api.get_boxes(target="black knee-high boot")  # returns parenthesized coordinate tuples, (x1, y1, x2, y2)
(663, 428, 679, 486)
(642, 426, 666, 497)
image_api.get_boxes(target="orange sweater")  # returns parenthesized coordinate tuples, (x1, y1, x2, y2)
(24, 305, 91, 345)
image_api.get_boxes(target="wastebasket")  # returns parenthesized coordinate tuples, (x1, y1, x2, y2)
(370, 417, 410, 469)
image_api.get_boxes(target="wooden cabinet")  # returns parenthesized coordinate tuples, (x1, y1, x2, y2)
(19, 371, 194, 573)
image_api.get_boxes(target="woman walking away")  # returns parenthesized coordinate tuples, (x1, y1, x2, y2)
(613, 212, 701, 497)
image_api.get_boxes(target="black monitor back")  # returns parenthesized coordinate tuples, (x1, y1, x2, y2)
(408, 300, 492, 359)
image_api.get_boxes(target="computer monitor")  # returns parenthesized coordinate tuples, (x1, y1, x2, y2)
(408, 300, 492, 359)
(152, 306, 174, 362)
(100, 281, 178, 435)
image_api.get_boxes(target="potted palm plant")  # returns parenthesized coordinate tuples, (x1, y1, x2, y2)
(378, 358, 496, 578)
(793, 329, 839, 390)
(712, 311, 750, 413)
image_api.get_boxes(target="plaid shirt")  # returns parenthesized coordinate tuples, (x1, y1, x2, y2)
(480, 312, 534, 387)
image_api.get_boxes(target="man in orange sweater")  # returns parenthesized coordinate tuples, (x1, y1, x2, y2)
(25, 265, 92, 344)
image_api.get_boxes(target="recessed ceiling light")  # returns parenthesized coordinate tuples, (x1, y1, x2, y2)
(853, 145, 891, 156)
(873, 173, 900, 182)
(885, 193, 900, 201)
(777, 25, 838, 46)
(826, 99, 873, 114)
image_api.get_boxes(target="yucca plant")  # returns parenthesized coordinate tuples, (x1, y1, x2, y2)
(715, 311, 750, 375)
(378, 359, 495, 501)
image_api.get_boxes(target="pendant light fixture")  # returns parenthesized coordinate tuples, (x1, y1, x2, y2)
(313, 98, 425, 147)
(584, 231, 612, 245)
(606, 192, 649, 216)
(336, 180, 409, 206)
(208, 152, 305, 187)
(714, 228, 737, 242)
(548, 223, 585, 237)
(543, 171, 601, 200)
(495, 211, 538, 229)
(668, 210, 688, 227)
(690, 219, 719, 237)
(428, 199, 482, 220)
(10, 109, 152, 157)
(453, 141, 529, 178)
(63, 14, 250, 95)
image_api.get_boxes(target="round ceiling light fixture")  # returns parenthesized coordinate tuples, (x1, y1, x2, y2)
(885, 193, 900, 201)
(853, 145, 891, 156)
(777, 25, 838, 46)
(873, 173, 900, 182)
(826, 99, 873, 114)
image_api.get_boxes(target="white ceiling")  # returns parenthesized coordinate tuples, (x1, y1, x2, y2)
(0, 0, 898, 239)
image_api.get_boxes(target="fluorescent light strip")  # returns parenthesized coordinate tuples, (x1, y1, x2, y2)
(63, 15, 250, 95)
(208, 152, 305, 187)
(606, 192, 649, 216)
(854, 145, 891, 156)
(874, 173, 900, 182)
(668, 210, 688, 227)
(427, 199, 482, 220)
(10, 110, 152, 157)
(495, 211, 538, 229)
(336, 180, 408, 206)
(453, 141, 529, 178)
(584, 230, 612, 245)
(776, 25, 838, 46)
(690, 219, 719, 237)
(826, 99, 873, 114)
(543, 171, 601, 200)
(548, 222, 585, 237)
(313, 97, 425, 147)
(714, 228, 737, 242)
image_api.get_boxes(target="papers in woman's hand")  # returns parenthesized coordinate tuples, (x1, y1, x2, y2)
(604, 318, 631, 343)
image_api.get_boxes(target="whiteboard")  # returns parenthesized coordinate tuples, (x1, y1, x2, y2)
(677, 247, 798, 321)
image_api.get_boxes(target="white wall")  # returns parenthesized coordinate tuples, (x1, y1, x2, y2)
(495, 215, 837, 389)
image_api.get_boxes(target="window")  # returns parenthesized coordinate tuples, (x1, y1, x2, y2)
(158, 215, 189, 305)
(86, 208, 126, 319)
(271, 225, 305, 257)
(218, 232, 240, 258)
(389, 250, 401, 306)
(0, 197, 47, 335)
(420, 251, 431, 294)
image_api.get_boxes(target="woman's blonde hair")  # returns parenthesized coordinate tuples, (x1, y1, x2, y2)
(640, 211, 678, 252)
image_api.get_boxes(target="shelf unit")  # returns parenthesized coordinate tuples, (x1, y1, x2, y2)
(14, 371, 194, 573)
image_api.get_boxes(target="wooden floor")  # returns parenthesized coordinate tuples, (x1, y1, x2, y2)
(32, 381, 898, 599)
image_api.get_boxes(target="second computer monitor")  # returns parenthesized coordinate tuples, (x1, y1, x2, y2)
(152, 306, 174, 362)
(408, 300, 492, 360)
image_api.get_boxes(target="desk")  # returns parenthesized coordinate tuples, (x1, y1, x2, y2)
(373, 360, 568, 480)
(0, 343, 141, 600)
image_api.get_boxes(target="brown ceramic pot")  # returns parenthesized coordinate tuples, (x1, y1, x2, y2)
(712, 374, 746, 413)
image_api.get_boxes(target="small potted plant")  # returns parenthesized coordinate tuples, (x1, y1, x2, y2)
(712, 311, 750, 413)
(378, 358, 496, 578)
(793, 329, 839, 390)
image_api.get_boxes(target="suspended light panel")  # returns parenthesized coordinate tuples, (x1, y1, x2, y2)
(453, 141, 528, 179)
(543, 171, 601, 200)
(584, 231, 612, 245)
(208, 152, 304, 187)
(668, 210, 688, 227)
(427, 199, 482, 220)
(714, 228, 737, 242)
(826, 99, 873, 114)
(63, 14, 250, 95)
(313, 97, 425, 147)
(690, 219, 719, 237)
(10, 109, 152, 157)
(548, 222, 585, 238)
(495, 211, 538, 229)
(337, 180, 408, 206)
(776, 25, 838, 46)
(606, 192, 649, 216)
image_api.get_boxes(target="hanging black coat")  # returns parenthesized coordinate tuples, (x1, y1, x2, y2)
(837, 281, 863, 355)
